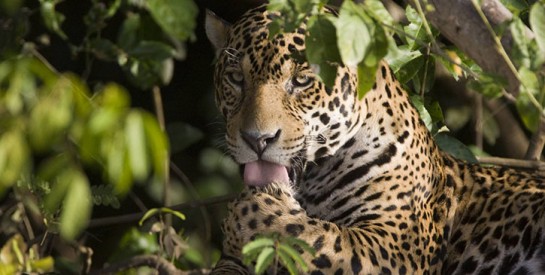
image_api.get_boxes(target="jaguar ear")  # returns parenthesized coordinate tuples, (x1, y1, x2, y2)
(205, 10, 231, 57)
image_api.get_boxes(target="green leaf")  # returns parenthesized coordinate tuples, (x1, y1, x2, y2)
(467, 73, 506, 99)
(519, 66, 540, 96)
(277, 248, 298, 275)
(278, 243, 309, 272)
(39, 0, 67, 39)
(516, 91, 541, 132)
(284, 236, 316, 255)
(167, 122, 203, 154)
(306, 14, 339, 87)
(143, 113, 169, 179)
(403, 6, 427, 50)
(108, 227, 160, 263)
(426, 100, 444, 125)
(363, 0, 394, 26)
(107, 135, 132, 195)
(510, 17, 531, 68)
(59, 169, 91, 240)
(412, 55, 435, 94)
(0, 129, 29, 189)
(146, 0, 198, 41)
(482, 109, 500, 145)
(386, 45, 423, 84)
(138, 207, 186, 226)
(29, 76, 74, 152)
(254, 247, 275, 275)
(362, 23, 388, 68)
(530, 3, 545, 54)
(336, 1, 371, 67)
(434, 133, 478, 163)
(125, 111, 149, 181)
(89, 38, 120, 62)
(410, 95, 433, 131)
(357, 63, 377, 99)
(242, 237, 275, 256)
(118, 13, 140, 50)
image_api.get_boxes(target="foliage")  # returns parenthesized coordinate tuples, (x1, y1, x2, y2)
(1, 0, 545, 273)
(242, 234, 316, 275)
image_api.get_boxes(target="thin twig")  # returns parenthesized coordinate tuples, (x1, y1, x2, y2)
(473, 92, 483, 150)
(89, 255, 182, 275)
(152, 85, 171, 226)
(477, 156, 545, 170)
(88, 194, 238, 228)
(170, 162, 213, 245)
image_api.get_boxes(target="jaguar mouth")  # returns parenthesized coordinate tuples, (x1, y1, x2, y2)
(241, 159, 302, 186)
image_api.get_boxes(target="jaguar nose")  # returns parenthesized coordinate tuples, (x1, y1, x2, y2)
(241, 129, 281, 156)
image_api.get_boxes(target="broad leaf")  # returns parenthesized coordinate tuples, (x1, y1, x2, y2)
(146, 0, 198, 41)
(435, 133, 478, 163)
(530, 3, 545, 54)
(306, 15, 341, 87)
(336, 1, 371, 67)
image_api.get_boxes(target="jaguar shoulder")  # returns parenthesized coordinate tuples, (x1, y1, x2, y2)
(206, 6, 545, 275)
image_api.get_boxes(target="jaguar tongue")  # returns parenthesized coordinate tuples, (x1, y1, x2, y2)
(243, 160, 289, 186)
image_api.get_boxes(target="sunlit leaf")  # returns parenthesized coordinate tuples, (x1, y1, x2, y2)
(336, 1, 371, 67)
(386, 45, 423, 84)
(277, 248, 298, 275)
(278, 243, 308, 272)
(139, 207, 185, 226)
(363, 0, 394, 26)
(242, 237, 275, 257)
(254, 247, 275, 275)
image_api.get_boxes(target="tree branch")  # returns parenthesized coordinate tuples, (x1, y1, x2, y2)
(413, 0, 545, 159)
(525, 120, 545, 160)
(478, 156, 545, 172)
(88, 194, 238, 228)
(90, 255, 182, 275)
(412, 0, 520, 94)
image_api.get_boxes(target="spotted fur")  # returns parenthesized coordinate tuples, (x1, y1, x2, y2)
(206, 6, 545, 275)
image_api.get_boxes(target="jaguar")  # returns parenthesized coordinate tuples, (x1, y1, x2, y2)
(205, 5, 545, 274)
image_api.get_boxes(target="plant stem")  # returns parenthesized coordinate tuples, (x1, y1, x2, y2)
(152, 85, 171, 226)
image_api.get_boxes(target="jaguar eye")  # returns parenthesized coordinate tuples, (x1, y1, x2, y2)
(292, 75, 313, 88)
(226, 71, 244, 86)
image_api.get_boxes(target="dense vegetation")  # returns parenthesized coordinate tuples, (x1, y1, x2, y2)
(0, 0, 543, 273)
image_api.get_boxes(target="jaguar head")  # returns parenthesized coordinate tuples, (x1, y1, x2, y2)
(205, 6, 364, 185)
